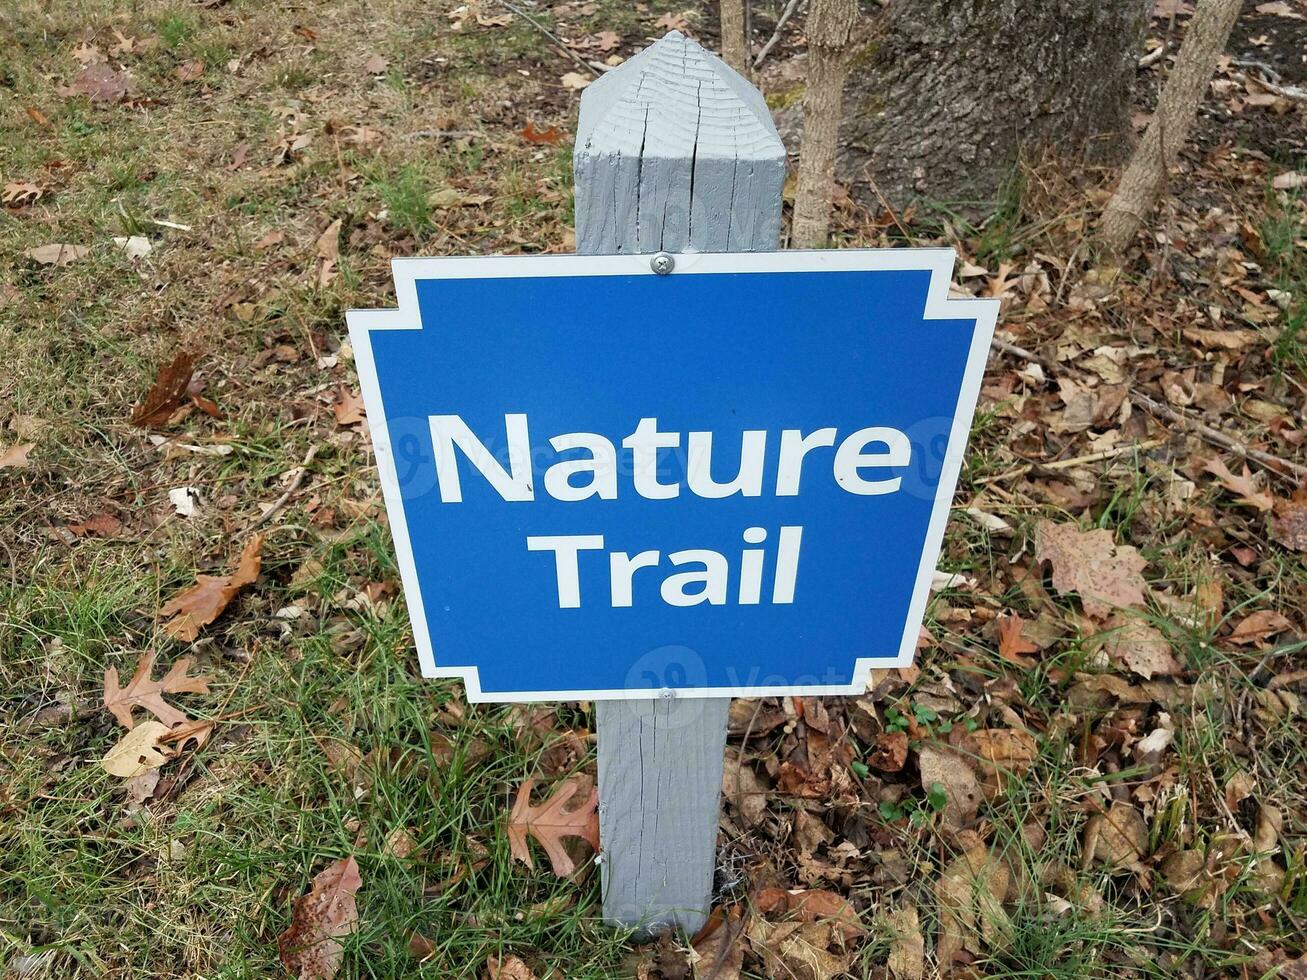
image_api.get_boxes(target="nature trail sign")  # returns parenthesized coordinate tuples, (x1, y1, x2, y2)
(347, 250, 996, 702)
(347, 30, 997, 934)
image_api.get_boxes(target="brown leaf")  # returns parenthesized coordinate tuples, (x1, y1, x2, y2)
(1095, 615, 1183, 679)
(691, 906, 746, 980)
(64, 63, 130, 102)
(316, 218, 342, 262)
(1271, 485, 1307, 552)
(935, 841, 1011, 970)
(332, 387, 366, 427)
(362, 53, 390, 74)
(918, 744, 981, 829)
(1035, 520, 1148, 619)
(484, 954, 537, 980)
(131, 351, 197, 428)
(103, 651, 212, 730)
(25, 243, 90, 266)
(753, 888, 863, 941)
(963, 729, 1038, 799)
(67, 511, 124, 537)
(100, 720, 173, 777)
(175, 58, 204, 81)
(3, 181, 43, 206)
(1084, 801, 1148, 873)
(506, 776, 599, 877)
(868, 730, 908, 772)
(278, 856, 363, 980)
(594, 29, 622, 51)
(1202, 456, 1274, 512)
(0, 443, 35, 469)
(1226, 609, 1293, 647)
(995, 612, 1039, 667)
(158, 533, 264, 641)
(520, 120, 564, 144)
(884, 904, 924, 980)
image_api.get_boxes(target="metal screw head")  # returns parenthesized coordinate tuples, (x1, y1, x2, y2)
(650, 252, 675, 275)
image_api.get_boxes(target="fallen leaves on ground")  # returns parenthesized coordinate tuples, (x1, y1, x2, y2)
(100, 720, 173, 777)
(935, 836, 1011, 970)
(278, 856, 363, 980)
(483, 954, 538, 979)
(560, 71, 590, 91)
(520, 121, 564, 144)
(61, 63, 130, 102)
(25, 243, 90, 266)
(1035, 520, 1148, 619)
(1093, 615, 1183, 679)
(103, 651, 212, 730)
(0, 443, 35, 469)
(995, 611, 1039, 666)
(749, 889, 862, 980)
(159, 533, 264, 641)
(3, 181, 43, 206)
(690, 906, 746, 980)
(1271, 484, 1307, 552)
(918, 744, 982, 829)
(1202, 455, 1274, 511)
(1083, 801, 1149, 875)
(506, 776, 599, 877)
(130, 350, 197, 428)
(883, 904, 924, 980)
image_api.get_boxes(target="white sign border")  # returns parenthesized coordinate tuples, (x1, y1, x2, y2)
(347, 248, 998, 702)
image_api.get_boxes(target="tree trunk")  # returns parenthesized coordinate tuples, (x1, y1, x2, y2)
(835, 0, 1152, 216)
(1101, 0, 1243, 255)
(791, 0, 858, 247)
(719, 0, 750, 76)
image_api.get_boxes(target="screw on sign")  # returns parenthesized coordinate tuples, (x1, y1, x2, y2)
(346, 31, 997, 934)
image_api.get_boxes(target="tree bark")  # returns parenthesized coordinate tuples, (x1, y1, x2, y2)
(1101, 0, 1243, 255)
(831, 0, 1152, 216)
(719, 0, 750, 76)
(791, 0, 858, 247)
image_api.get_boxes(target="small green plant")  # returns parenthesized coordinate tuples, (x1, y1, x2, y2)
(374, 165, 432, 237)
(158, 13, 196, 49)
(878, 781, 950, 827)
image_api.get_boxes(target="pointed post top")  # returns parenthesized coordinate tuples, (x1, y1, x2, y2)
(576, 30, 784, 163)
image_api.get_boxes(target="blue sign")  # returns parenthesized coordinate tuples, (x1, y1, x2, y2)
(347, 250, 997, 701)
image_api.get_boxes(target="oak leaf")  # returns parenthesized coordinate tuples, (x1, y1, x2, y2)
(1202, 456, 1273, 512)
(1095, 615, 1182, 679)
(63, 63, 130, 102)
(159, 533, 264, 641)
(130, 350, 197, 428)
(506, 776, 599, 877)
(278, 856, 363, 980)
(1035, 520, 1147, 619)
(103, 651, 212, 730)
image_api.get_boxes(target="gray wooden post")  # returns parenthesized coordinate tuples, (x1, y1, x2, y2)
(573, 31, 786, 935)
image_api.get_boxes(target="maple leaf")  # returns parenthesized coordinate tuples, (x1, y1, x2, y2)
(278, 856, 363, 980)
(103, 651, 212, 730)
(506, 776, 599, 877)
(130, 350, 197, 428)
(1035, 520, 1148, 620)
(159, 533, 264, 641)
(995, 612, 1039, 667)
(1202, 456, 1273, 512)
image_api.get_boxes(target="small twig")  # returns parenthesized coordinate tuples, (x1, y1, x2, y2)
(489, 0, 598, 76)
(988, 337, 1307, 484)
(1138, 41, 1167, 68)
(977, 438, 1168, 485)
(242, 444, 320, 535)
(752, 0, 804, 69)
(403, 129, 481, 141)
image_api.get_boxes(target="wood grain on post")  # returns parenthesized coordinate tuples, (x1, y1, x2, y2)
(572, 31, 785, 934)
